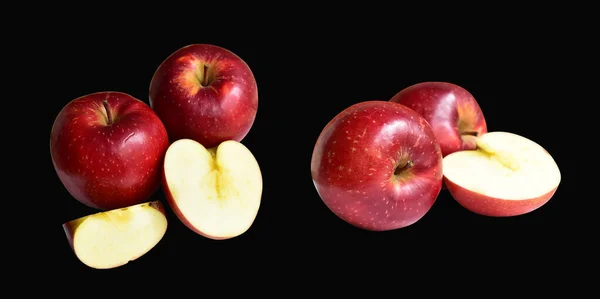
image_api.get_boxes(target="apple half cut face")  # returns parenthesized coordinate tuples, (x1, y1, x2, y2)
(63, 200, 168, 270)
(443, 131, 561, 217)
(162, 139, 262, 240)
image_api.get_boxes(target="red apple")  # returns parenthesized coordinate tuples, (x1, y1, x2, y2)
(311, 101, 443, 231)
(50, 91, 170, 210)
(149, 44, 258, 148)
(390, 82, 487, 157)
(162, 139, 262, 240)
(443, 131, 561, 217)
(63, 200, 168, 269)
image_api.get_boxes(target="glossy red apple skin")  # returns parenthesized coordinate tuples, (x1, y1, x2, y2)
(390, 82, 487, 157)
(444, 178, 557, 217)
(311, 101, 443, 231)
(149, 44, 258, 148)
(50, 92, 170, 210)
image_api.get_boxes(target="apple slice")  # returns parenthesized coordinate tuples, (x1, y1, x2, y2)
(63, 200, 168, 269)
(443, 131, 561, 217)
(162, 139, 262, 240)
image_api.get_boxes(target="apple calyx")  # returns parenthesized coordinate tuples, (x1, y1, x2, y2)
(394, 160, 414, 176)
(476, 137, 519, 171)
(102, 99, 113, 126)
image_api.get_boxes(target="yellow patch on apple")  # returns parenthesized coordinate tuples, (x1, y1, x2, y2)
(174, 57, 217, 96)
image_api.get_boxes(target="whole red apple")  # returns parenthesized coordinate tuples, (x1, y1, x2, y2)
(50, 91, 170, 210)
(390, 82, 487, 157)
(149, 44, 258, 148)
(311, 101, 443, 231)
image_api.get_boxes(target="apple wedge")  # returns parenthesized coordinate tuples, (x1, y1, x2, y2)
(443, 131, 561, 217)
(162, 139, 262, 240)
(63, 200, 168, 270)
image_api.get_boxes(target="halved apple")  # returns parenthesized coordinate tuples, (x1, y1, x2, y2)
(63, 200, 168, 269)
(162, 139, 262, 240)
(443, 131, 561, 217)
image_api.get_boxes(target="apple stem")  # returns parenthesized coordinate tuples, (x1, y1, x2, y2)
(461, 131, 479, 136)
(102, 99, 113, 126)
(202, 64, 210, 86)
(394, 160, 414, 175)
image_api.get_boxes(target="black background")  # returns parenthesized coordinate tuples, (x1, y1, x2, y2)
(37, 13, 581, 285)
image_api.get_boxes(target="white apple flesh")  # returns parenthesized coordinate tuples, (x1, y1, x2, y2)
(443, 132, 561, 217)
(162, 139, 262, 240)
(63, 200, 168, 269)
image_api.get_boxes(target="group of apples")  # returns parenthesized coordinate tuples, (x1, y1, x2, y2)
(52, 43, 562, 270)
(311, 82, 561, 231)
(51, 44, 263, 270)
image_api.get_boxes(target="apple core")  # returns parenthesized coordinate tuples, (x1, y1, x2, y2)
(163, 139, 262, 240)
